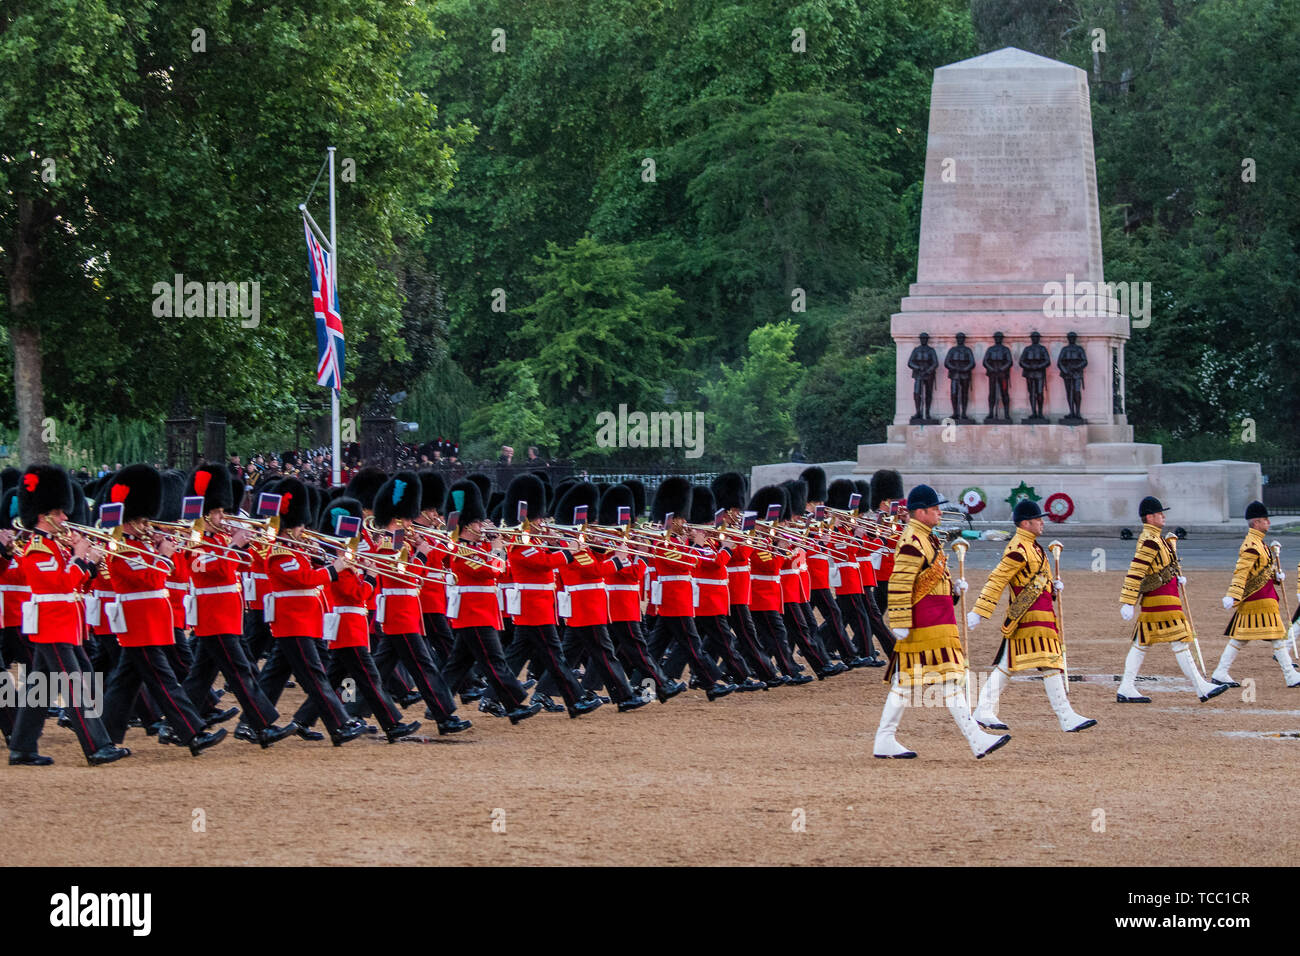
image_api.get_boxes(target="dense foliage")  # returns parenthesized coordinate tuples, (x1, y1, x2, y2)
(2, 0, 1295, 469)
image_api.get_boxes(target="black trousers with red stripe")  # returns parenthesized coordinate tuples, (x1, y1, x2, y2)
(182, 634, 280, 731)
(727, 605, 779, 681)
(783, 602, 832, 672)
(501, 623, 584, 707)
(607, 619, 673, 691)
(441, 626, 528, 709)
(102, 643, 204, 746)
(752, 608, 800, 676)
(810, 588, 857, 660)
(271, 636, 352, 733)
(668, 614, 752, 683)
(10, 642, 114, 756)
(297, 644, 405, 731)
(242, 608, 274, 663)
(422, 612, 456, 667)
(649, 615, 726, 686)
(562, 624, 637, 703)
(373, 631, 458, 722)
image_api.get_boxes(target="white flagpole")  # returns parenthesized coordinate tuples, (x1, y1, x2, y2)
(328, 146, 341, 486)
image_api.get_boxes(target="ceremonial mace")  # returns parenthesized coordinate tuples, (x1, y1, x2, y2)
(1047, 539, 1068, 690)
(951, 537, 970, 682)
(1270, 540, 1296, 658)
(1166, 532, 1206, 675)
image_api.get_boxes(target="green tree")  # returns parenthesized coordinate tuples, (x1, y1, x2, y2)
(701, 320, 804, 464)
(505, 237, 686, 455)
(465, 366, 559, 455)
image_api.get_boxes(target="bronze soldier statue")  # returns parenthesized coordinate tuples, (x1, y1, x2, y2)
(1019, 330, 1051, 423)
(983, 331, 1012, 423)
(944, 332, 975, 423)
(1057, 331, 1088, 423)
(907, 333, 939, 423)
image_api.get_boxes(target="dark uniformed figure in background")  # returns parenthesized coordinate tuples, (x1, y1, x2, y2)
(944, 332, 975, 422)
(983, 331, 1013, 422)
(1057, 331, 1088, 422)
(907, 333, 939, 423)
(1019, 330, 1051, 423)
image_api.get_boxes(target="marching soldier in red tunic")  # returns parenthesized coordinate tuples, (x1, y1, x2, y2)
(746, 485, 811, 684)
(711, 473, 783, 686)
(99, 465, 225, 756)
(8, 465, 129, 766)
(646, 477, 735, 700)
(260, 477, 367, 746)
(596, 483, 686, 701)
(365, 471, 470, 734)
(290, 496, 424, 742)
(178, 464, 294, 748)
(0, 488, 31, 742)
(437, 480, 541, 724)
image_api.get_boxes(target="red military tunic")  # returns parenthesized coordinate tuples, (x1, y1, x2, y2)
(416, 545, 450, 616)
(691, 544, 734, 617)
(325, 569, 373, 649)
(505, 544, 565, 626)
(723, 541, 752, 607)
(107, 537, 175, 647)
(0, 549, 31, 630)
(265, 544, 333, 639)
(835, 540, 864, 596)
(651, 537, 700, 617)
(781, 548, 809, 605)
(605, 555, 646, 622)
(189, 530, 246, 636)
(364, 533, 423, 635)
(749, 547, 784, 614)
(448, 541, 505, 630)
(165, 547, 191, 630)
(20, 532, 91, 645)
(557, 549, 614, 627)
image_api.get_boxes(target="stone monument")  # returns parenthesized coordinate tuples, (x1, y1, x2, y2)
(850, 47, 1260, 524)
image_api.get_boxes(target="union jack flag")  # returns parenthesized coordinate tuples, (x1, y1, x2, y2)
(304, 217, 344, 390)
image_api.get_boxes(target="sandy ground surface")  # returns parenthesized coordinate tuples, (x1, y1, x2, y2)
(5, 563, 1300, 867)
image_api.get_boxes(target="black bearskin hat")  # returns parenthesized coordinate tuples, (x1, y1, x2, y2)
(854, 480, 872, 513)
(747, 484, 790, 523)
(710, 472, 746, 511)
(158, 470, 185, 523)
(799, 466, 828, 504)
(445, 479, 487, 526)
(466, 472, 493, 504)
(651, 476, 692, 524)
(320, 496, 363, 536)
(345, 467, 387, 512)
(623, 479, 647, 518)
(554, 481, 600, 526)
(0, 467, 19, 495)
(598, 484, 635, 526)
(186, 464, 233, 515)
(781, 479, 808, 517)
(689, 485, 717, 526)
(69, 480, 91, 526)
(0, 488, 18, 531)
(274, 477, 313, 529)
(417, 471, 447, 516)
(870, 469, 904, 511)
(103, 464, 162, 523)
(505, 473, 547, 525)
(826, 478, 858, 511)
(374, 471, 422, 526)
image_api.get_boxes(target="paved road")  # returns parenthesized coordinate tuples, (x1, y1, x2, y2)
(949, 534, 1291, 571)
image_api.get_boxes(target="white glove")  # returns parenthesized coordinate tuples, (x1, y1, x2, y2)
(1177, 575, 1187, 586)
(956, 578, 968, 594)
(1222, 595, 1235, 610)
(1120, 604, 1134, 621)
(966, 610, 980, 630)
(891, 628, 909, 640)
(1053, 579, 1063, 593)
(1277, 571, 1286, 582)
